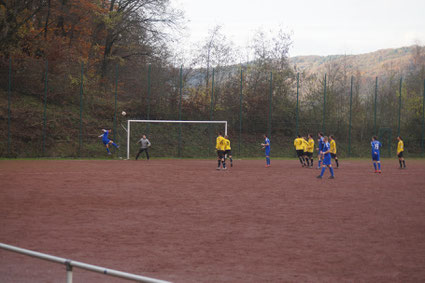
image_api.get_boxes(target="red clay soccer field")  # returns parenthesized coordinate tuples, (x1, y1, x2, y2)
(1, 159, 425, 283)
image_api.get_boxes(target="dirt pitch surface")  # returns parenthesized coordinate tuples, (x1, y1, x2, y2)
(1, 159, 425, 283)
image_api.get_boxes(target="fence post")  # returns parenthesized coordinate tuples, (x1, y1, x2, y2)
(397, 77, 402, 137)
(210, 68, 215, 120)
(239, 68, 243, 156)
(322, 73, 327, 133)
(145, 64, 151, 135)
(295, 72, 299, 136)
(422, 79, 425, 155)
(208, 68, 215, 156)
(7, 57, 12, 157)
(113, 64, 118, 142)
(147, 64, 151, 120)
(374, 77, 378, 135)
(66, 261, 73, 283)
(268, 72, 273, 138)
(178, 65, 183, 157)
(78, 62, 84, 157)
(348, 76, 353, 157)
(42, 60, 48, 157)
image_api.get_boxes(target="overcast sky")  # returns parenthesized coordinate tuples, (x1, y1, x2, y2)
(174, 0, 425, 57)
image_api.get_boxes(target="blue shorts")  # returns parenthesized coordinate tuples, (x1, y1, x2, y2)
(103, 139, 110, 145)
(265, 149, 270, 156)
(322, 154, 331, 165)
(372, 152, 380, 161)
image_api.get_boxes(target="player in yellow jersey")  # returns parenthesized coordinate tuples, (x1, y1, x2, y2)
(294, 135, 305, 167)
(397, 136, 406, 169)
(216, 132, 227, 170)
(329, 135, 339, 168)
(306, 134, 315, 168)
(224, 135, 233, 167)
(302, 136, 309, 167)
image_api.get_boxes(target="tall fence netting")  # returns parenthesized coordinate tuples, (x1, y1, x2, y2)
(1, 57, 424, 158)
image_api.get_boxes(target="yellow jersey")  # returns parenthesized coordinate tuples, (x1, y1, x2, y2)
(307, 138, 315, 153)
(224, 138, 231, 150)
(397, 140, 404, 154)
(216, 136, 226, 151)
(302, 138, 308, 152)
(330, 140, 337, 154)
(294, 138, 304, 150)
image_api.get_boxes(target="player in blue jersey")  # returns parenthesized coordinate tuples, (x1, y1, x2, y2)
(371, 136, 382, 173)
(261, 134, 271, 167)
(316, 132, 325, 169)
(98, 129, 119, 155)
(317, 136, 335, 179)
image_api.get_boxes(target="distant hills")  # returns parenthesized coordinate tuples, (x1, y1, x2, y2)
(187, 45, 423, 86)
(289, 45, 420, 77)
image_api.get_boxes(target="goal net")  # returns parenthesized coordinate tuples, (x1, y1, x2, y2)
(126, 120, 228, 159)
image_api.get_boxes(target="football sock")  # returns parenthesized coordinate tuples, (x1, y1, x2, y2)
(266, 157, 270, 165)
(230, 158, 233, 164)
(311, 159, 314, 167)
(403, 160, 406, 168)
(336, 159, 339, 167)
(373, 163, 377, 170)
(306, 159, 310, 166)
(223, 161, 226, 168)
(320, 167, 326, 177)
(299, 157, 304, 165)
(399, 160, 402, 168)
(218, 160, 221, 167)
(318, 160, 322, 167)
(330, 167, 334, 177)
(378, 163, 381, 170)
(112, 142, 118, 148)
(106, 147, 110, 153)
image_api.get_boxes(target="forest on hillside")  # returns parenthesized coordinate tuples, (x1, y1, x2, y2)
(1, 0, 425, 158)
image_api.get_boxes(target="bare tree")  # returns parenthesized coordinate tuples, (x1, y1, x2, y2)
(192, 25, 236, 86)
(100, 0, 183, 75)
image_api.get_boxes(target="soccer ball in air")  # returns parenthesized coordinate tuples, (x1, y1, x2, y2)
(121, 111, 127, 116)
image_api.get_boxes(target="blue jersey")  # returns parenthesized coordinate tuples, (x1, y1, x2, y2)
(322, 141, 331, 165)
(322, 142, 330, 156)
(264, 137, 270, 156)
(101, 130, 111, 145)
(371, 140, 382, 154)
(102, 131, 109, 141)
(318, 137, 324, 151)
(264, 138, 270, 150)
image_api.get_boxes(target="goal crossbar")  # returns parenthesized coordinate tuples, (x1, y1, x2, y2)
(126, 120, 228, 159)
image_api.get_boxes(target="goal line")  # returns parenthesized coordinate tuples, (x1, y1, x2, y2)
(126, 120, 228, 159)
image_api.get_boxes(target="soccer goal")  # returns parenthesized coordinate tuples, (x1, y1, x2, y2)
(126, 120, 228, 159)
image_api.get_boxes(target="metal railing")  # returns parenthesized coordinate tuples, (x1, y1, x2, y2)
(0, 243, 171, 283)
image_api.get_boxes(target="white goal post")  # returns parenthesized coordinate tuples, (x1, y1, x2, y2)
(126, 120, 228, 159)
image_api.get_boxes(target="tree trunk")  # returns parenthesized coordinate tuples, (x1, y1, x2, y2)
(101, 0, 116, 77)
(43, 0, 51, 39)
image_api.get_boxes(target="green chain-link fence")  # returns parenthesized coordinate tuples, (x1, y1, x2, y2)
(1, 57, 425, 158)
